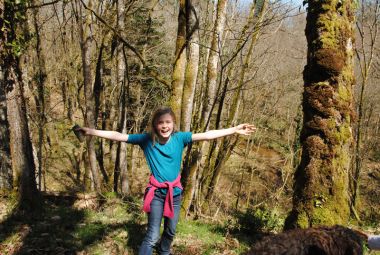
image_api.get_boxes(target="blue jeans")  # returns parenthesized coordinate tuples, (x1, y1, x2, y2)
(138, 191, 182, 255)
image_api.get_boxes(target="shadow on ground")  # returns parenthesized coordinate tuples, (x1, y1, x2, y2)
(208, 208, 277, 252)
(0, 194, 145, 255)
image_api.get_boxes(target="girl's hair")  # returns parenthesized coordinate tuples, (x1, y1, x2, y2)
(149, 106, 177, 144)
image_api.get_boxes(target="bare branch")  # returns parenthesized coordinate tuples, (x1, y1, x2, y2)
(79, 0, 171, 89)
(24, 0, 70, 10)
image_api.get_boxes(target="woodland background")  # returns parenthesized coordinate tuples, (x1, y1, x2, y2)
(0, 0, 380, 254)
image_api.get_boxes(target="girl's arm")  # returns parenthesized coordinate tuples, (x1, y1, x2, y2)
(192, 124, 256, 142)
(77, 127, 129, 142)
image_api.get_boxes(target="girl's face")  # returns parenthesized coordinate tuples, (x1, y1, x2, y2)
(155, 113, 174, 142)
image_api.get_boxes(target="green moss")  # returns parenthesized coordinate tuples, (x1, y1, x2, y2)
(340, 122, 352, 141)
(341, 65, 355, 84)
(314, 81, 330, 88)
(308, 163, 350, 227)
(319, 33, 338, 50)
(297, 211, 310, 228)
(326, 118, 336, 130)
(288, 0, 355, 230)
(76, 222, 107, 245)
(332, 122, 352, 143)
(338, 85, 351, 101)
(314, 2, 353, 53)
(312, 197, 349, 226)
(311, 206, 339, 226)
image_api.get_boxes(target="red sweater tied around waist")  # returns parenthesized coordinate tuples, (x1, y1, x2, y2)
(143, 174, 183, 219)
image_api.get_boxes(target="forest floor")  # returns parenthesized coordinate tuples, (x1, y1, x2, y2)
(0, 193, 259, 255)
(1, 134, 380, 254)
(2, 194, 380, 255)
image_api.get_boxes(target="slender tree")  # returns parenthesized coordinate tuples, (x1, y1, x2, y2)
(181, 0, 227, 217)
(200, 0, 227, 129)
(285, 0, 356, 228)
(181, 0, 199, 131)
(31, 0, 48, 191)
(170, 0, 187, 125)
(351, 0, 379, 211)
(114, 0, 129, 195)
(77, 0, 101, 192)
(202, 0, 268, 207)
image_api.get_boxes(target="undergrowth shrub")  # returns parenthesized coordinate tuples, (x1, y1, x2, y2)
(234, 207, 284, 234)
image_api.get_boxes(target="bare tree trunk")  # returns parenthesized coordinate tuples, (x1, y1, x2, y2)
(0, 2, 11, 190)
(285, 0, 356, 228)
(202, 0, 268, 206)
(114, 46, 129, 195)
(200, 0, 227, 129)
(0, 0, 38, 208)
(351, 0, 379, 212)
(113, 0, 129, 195)
(180, 1, 199, 131)
(0, 73, 11, 191)
(5, 68, 38, 206)
(78, 0, 101, 192)
(94, 42, 109, 185)
(31, 0, 48, 192)
(118, 49, 129, 195)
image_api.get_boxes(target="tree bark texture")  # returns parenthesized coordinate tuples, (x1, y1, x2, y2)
(0, 1, 11, 189)
(200, 0, 227, 130)
(202, 0, 268, 206)
(0, 72, 12, 191)
(350, 0, 378, 210)
(114, 48, 129, 195)
(170, 0, 187, 126)
(0, 0, 38, 207)
(181, 0, 227, 217)
(113, 1, 129, 195)
(175, 1, 200, 206)
(285, 0, 356, 228)
(31, 1, 48, 191)
(180, 1, 199, 132)
(78, 0, 101, 192)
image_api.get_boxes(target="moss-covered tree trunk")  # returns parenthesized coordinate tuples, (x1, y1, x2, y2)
(170, 0, 187, 125)
(180, 0, 227, 218)
(285, 0, 355, 228)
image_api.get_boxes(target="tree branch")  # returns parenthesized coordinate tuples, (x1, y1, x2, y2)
(23, 0, 69, 10)
(79, 0, 171, 90)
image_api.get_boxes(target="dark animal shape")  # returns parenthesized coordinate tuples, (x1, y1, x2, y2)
(246, 225, 367, 255)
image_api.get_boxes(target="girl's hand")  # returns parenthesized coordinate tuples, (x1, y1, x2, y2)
(74, 126, 93, 136)
(235, 124, 256, 135)
(72, 125, 90, 142)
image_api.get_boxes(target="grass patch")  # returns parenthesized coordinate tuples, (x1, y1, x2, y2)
(0, 194, 271, 254)
(174, 219, 250, 254)
(0, 194, 140, 254)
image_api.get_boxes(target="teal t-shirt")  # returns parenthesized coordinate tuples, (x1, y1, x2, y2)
(127, 131, 192, 196)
